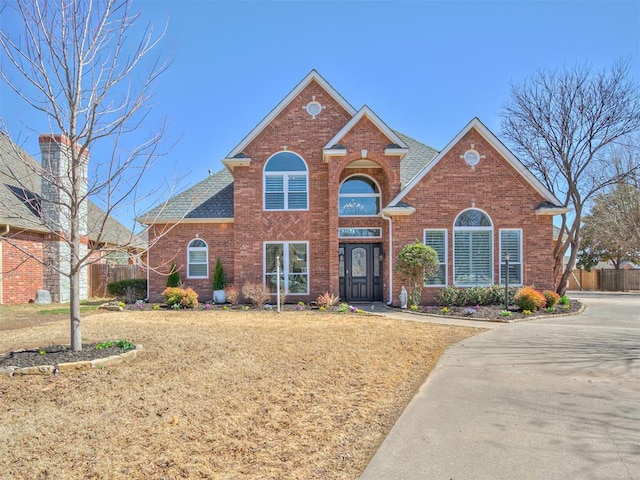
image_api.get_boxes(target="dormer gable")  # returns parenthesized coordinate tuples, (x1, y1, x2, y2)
(322, 106, 408, 162)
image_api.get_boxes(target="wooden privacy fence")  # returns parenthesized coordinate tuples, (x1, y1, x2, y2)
(89, 264, 143, 298)
(601, 269, 640, 292)
(568, 268, 640, 292)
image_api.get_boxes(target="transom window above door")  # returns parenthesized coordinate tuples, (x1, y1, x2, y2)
(264, 151, 308, 210)
(339, 175, 380, 216)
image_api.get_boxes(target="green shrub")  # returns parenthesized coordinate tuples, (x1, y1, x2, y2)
(514, 286, 547, 311)
(436, 285, 518, 307)
(107, 278, 147, 301)
(166, 262, 180, 287)
(543, 290, 560, 308)
(162, 287, 199, 309)
(395, 241, 440, 306)
(436, 286, 462, 306)
(213, 258, 226, 290)
(559, 295, 570, 305)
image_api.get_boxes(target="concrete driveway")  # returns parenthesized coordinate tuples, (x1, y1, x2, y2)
(361, 293, 640, 480)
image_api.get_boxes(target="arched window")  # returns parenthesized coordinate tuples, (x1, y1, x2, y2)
(187, 238, 208, 279)
(339, 175, 380, 216)
(453, 209, 493, 286)
(263, 151, 308, 210)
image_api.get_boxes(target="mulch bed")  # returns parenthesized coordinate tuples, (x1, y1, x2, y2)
(0, 343, 128, 368)
(403, 300, 582, 321)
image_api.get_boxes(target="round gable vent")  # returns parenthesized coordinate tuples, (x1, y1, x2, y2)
(463, 149, 481, 166)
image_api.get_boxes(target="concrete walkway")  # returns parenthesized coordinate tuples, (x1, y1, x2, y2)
(361, 293, 640, 480)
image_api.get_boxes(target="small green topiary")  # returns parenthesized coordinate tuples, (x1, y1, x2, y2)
(166, 262, 180, 287)
(213, 258, 226, 291)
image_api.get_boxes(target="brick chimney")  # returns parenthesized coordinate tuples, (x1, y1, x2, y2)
(39, 134, 88, 302)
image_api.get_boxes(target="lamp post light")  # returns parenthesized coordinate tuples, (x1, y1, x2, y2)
(504, 253, 510, 311)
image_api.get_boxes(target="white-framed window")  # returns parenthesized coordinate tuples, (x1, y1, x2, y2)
(187, 238, 208, 279)
(500, 229, 523, 285)
(263, 151, 308, 211)
(264, 242, 309, 294)
(424, 229, 447, 286)
(338, 227, 382, 238)
(453, 209, 493, 286)
(339, 175, 381, 216)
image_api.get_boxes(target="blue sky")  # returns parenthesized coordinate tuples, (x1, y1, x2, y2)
(1, 0, 639, 229)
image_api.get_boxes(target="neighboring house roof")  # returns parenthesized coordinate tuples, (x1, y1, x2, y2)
(0, 132, 145, 249)
(389, 117, 568, 212)
(138, 169, 234, 223)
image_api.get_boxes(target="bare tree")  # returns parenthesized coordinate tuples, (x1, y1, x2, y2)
(577, 183, 640, 270)
(501, 61, 640, 294)
(0, 0, 171, 350)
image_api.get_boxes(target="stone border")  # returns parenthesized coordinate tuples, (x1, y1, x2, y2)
(0, 345, 143, 378)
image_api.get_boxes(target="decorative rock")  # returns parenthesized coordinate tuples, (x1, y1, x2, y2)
(99, 303, 124, 311)
(58, 361, 91, 373)
(34, 290, 52, 305)
(0, 367, 16, 378)
(14, 365, 54, 376)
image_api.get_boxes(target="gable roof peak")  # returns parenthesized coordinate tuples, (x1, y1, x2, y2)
(388, 117, 566, 211)
(226, 70, 357, 159)
(323, 105, 408, 152)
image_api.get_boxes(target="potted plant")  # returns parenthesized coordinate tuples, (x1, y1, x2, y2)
(213, 258, 226, 303)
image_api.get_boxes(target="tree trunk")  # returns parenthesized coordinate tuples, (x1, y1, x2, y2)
(70, 268, 82, 351)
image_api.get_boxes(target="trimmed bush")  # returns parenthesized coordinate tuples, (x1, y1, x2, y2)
(162, 287, 199, 309)
(107, 278, 147, 301)
(436, 285, 518, 307)
(543, 290, 560, 308)
(514, 286, 547, 311)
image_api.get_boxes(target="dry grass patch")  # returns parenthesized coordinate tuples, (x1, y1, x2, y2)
(0, 310, 481, 479)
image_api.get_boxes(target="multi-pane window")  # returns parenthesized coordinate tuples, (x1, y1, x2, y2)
(187, 239, 208, 279)
(453, 209, 493, 286)
(339, 175, 380, 216)
(424, 229, 447, 286)
(264, 152, 308, 210)
(500, 229, 523, 285)
(264, 242, 309, 294)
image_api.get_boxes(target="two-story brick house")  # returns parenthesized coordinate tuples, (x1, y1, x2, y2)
(140, 70, 567, 305)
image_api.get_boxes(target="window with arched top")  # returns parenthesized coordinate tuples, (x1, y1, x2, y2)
(339, 175, 380, 216)
(263, 151, 308, 210)
(187, 238, 208, 279)
(453, 209, 493, 286)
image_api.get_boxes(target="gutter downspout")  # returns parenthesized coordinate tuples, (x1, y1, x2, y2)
(0, 225, 9, 305)
(380, 213, 393, 305)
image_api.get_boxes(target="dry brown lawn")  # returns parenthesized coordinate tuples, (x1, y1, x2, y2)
(0, 308, 481, 479)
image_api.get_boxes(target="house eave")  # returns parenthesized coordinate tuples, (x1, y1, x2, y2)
(322, 148, 348, 162)
(381, 206, 415, 216)
(384, 147, 409, 156)
(138, 217, 235, 225)
(535, 207, 571, 216)
(222, 157, 252, 173)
